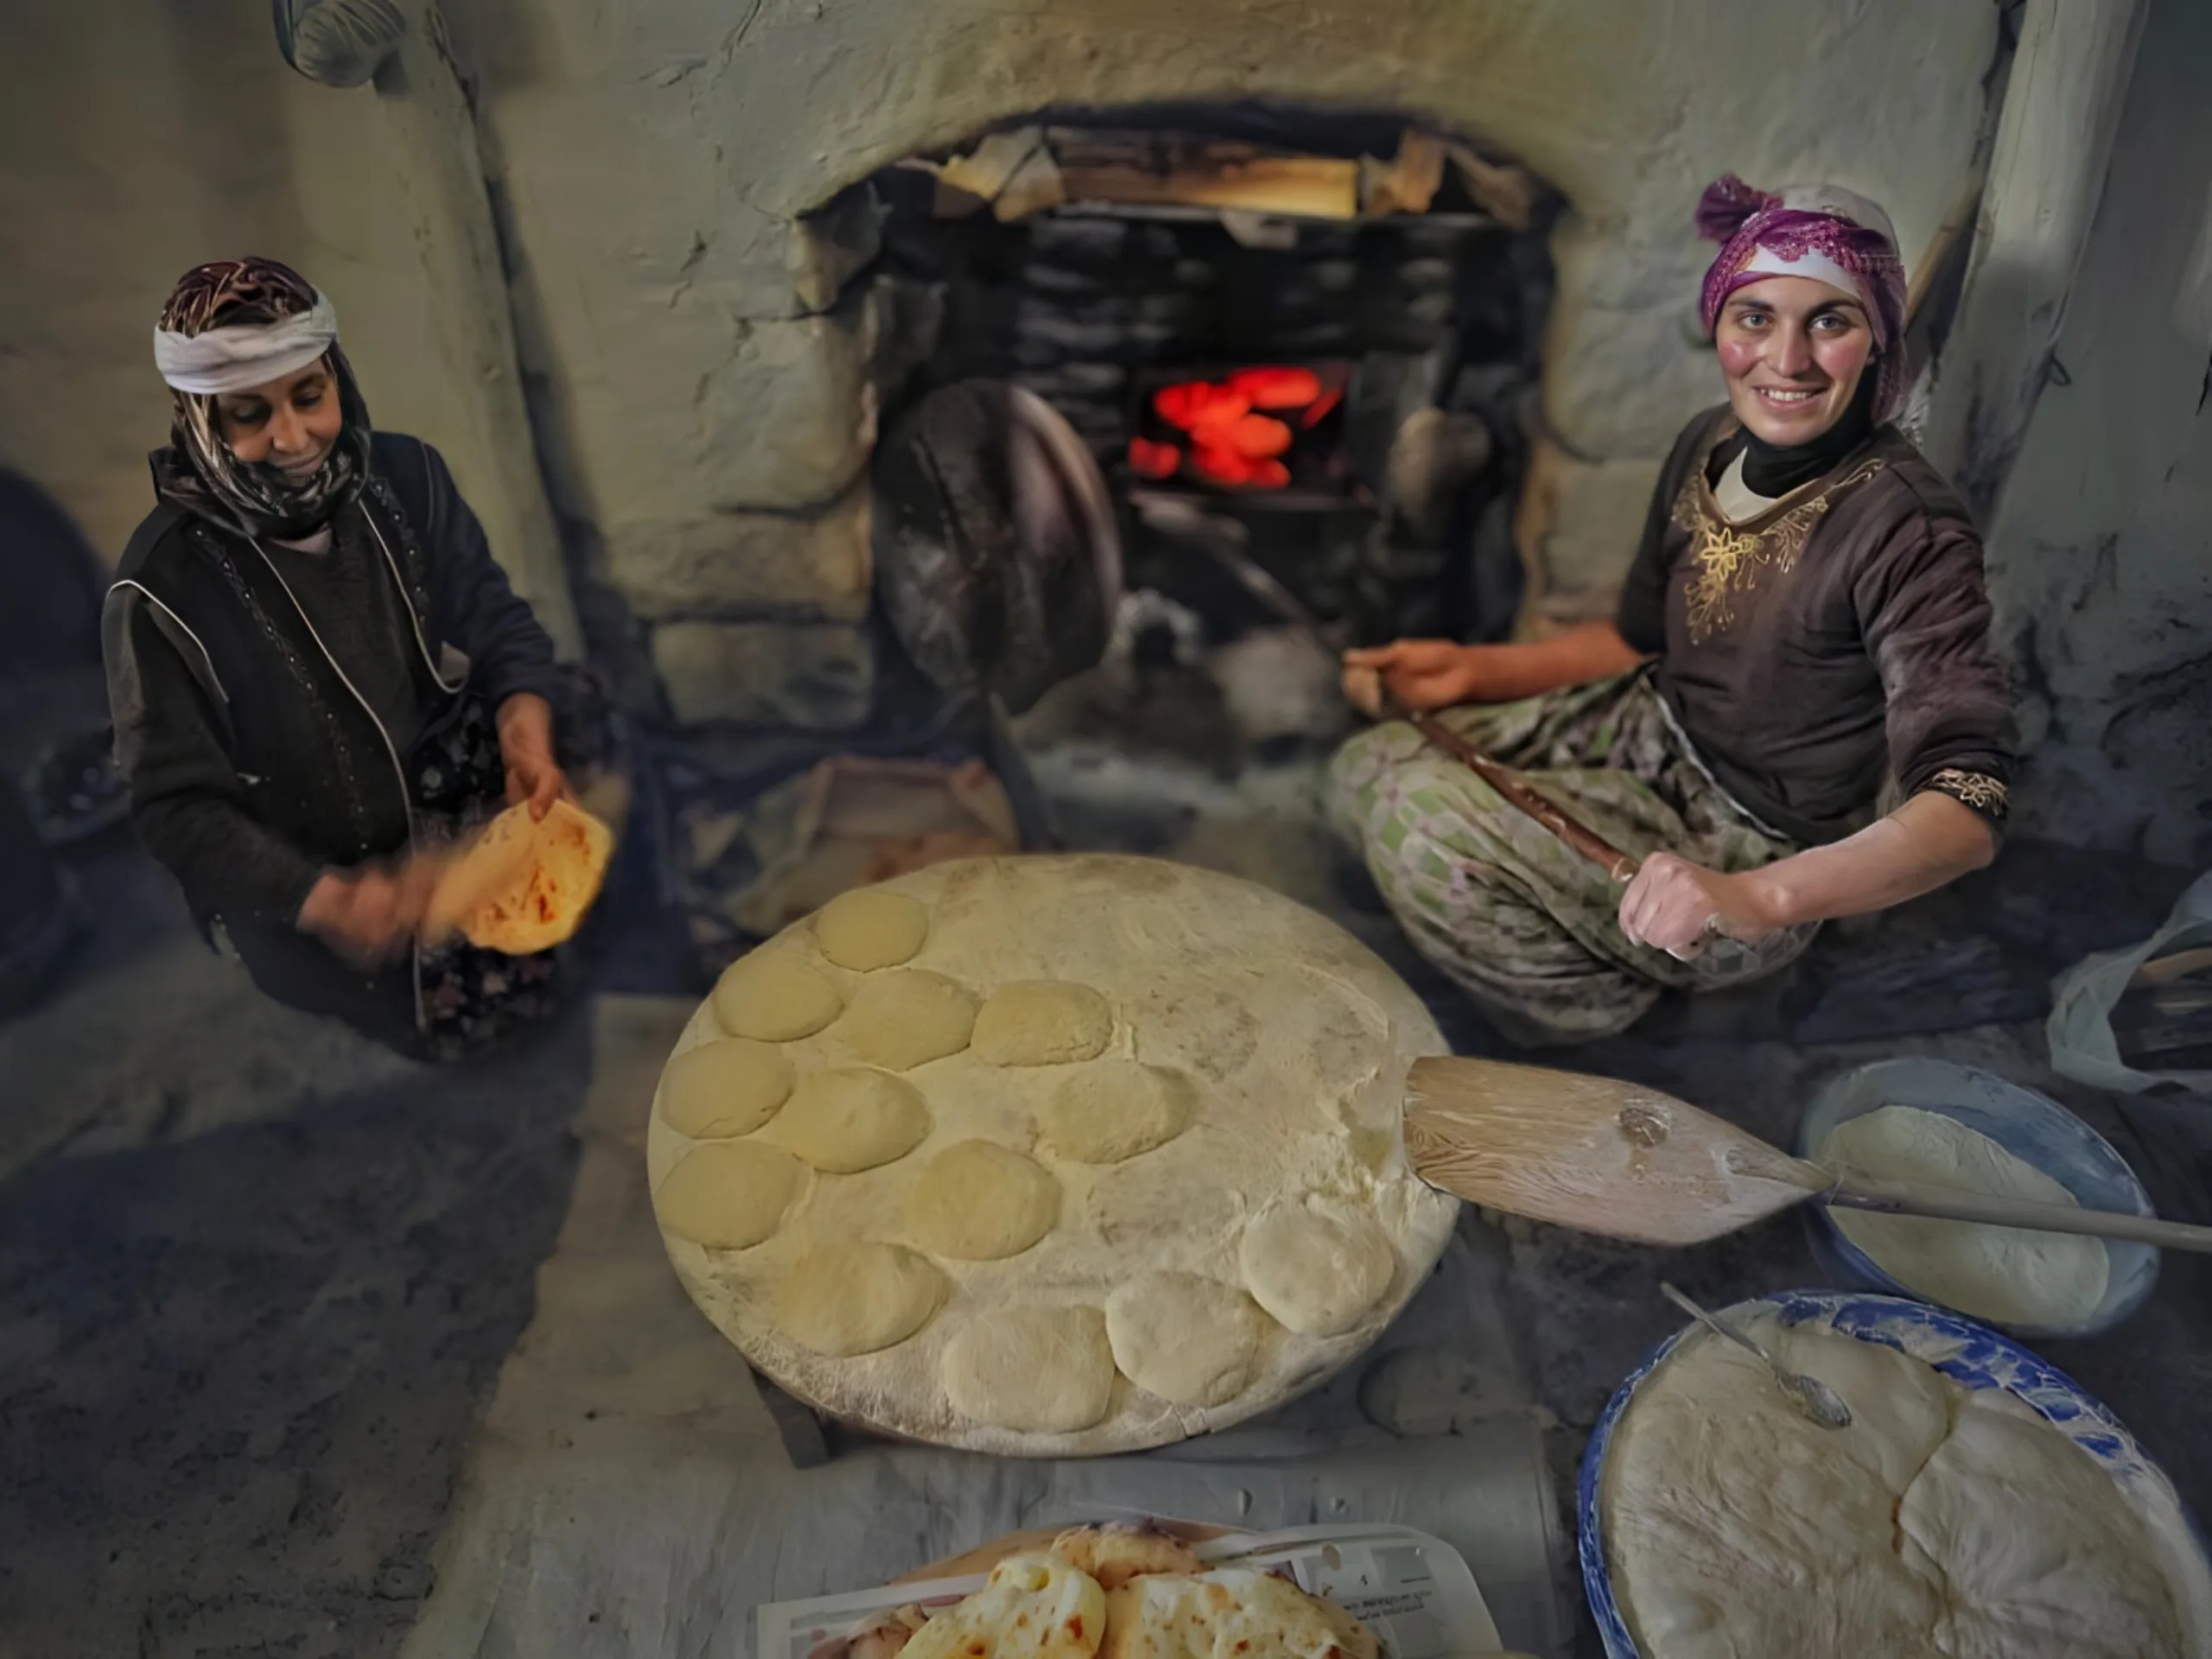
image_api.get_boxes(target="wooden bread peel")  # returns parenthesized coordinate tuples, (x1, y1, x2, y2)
(1398, 1056, 2212, 1253)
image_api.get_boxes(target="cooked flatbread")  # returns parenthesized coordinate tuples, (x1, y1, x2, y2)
(901, 1553, 1107, 1659)
(1099, 1569, 1378, 1659)
(429, 799, 613, 955)
(1049, 1525, 1203, 1591)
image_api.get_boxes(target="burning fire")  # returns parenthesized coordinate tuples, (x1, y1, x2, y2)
(1135, 365, 1342, 490)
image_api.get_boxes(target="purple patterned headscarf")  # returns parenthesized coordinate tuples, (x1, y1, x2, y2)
(1695, 175, 1910, 417)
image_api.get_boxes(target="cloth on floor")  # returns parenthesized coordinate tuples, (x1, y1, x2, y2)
(1325, 667, 1811, 1046)
(397, 996, 1570, 1659)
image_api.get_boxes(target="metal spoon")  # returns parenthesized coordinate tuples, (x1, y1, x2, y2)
(1660, 1283, 1853, 1430)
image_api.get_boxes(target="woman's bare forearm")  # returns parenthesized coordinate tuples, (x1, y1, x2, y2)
(1471, 621, 1650, 701)
(1743, 791, 1997, 930)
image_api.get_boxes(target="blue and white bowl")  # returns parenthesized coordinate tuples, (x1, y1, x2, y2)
(1796, 1057, 2159, 1338)
(1576, 1290, 2212, 1659)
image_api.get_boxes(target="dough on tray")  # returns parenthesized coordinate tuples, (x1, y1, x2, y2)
(1238, 1199, 1395, 1338)
(1105, 1274, 1271, 1408)
(776, 1241, 947, 1357)
(942, 1306, 1116, 1432)
(649, 854, 1466, 1457)
(1605, 1314, 2187, 1659)
(658, 1038, 792, 1139)
(767, 1067, 931, 1173)
(817, 887, 930, 972)
(1823, 1105, 2108, 1327)
(712, 949, 842, 1042)
(909, 1140, 1060, 1260)
(900, 1553, 1108, 1659)
(656, 1141, 805, 1250)
(845, 969, 979, 1071)
(971, 981, 1114, 1065)
(1039, 1062, 1192, 1164)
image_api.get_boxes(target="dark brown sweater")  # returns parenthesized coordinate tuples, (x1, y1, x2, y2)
(1615, 408, 2015, 846)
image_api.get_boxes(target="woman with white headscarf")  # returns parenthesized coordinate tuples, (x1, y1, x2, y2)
(1331, 177, 2014, 1046)
(104, 257, 613, 1059)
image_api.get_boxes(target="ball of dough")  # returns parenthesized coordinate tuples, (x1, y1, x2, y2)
(941, 1306, 1116, 1432)
(1238, 1200, 1395, 1338)
(656, 1142, 805, 1250)
(971, 981, 1113, 1065)
(777, 1241, 947, 1357)
(844, 970, 978, 1071)
(1087, 1140, 1242, 1251)
(909, 1141, 1060, 1260)
(1039, 1061, 1192, 1164)
(658, 1039, 792, 1139)
(816, 887, 930, 972)
(712, 949, 842, 1042)
(767, 1067, 931, 1173)
(1106, 1274, 1272, 1408)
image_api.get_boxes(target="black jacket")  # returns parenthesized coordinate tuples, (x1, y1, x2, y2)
(103, 432, 565, 1044)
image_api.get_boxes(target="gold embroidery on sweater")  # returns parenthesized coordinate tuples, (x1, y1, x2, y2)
(1672, 456, 1887, 643)
(1927, 768, 2010, 820)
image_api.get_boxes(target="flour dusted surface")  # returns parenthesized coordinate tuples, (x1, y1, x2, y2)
(1821, 1104, 2109, 1328)
(1604, 1315, 2185, 1658)
(645, 855, 1459, 1456)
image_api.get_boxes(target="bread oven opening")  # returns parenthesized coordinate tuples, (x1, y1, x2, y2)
(861, 108, 1562, 670)
(664, 113, 1567, 973)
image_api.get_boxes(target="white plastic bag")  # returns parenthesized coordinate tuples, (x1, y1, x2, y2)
(2047, 870, 2212, 1095)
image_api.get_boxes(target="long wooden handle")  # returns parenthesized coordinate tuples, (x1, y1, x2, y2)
(1401, 709, 1641, 882)
(1821, 1170, 2212, 1254)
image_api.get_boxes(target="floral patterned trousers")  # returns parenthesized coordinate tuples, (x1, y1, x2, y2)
(1325, 669, 1815, 1046)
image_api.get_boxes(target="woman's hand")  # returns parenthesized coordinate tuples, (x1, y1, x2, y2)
(496, 692, 569, 821)
(1341, 640, 1496, 715)
(296, 862, 439, 968)
(1618, 851, 1786, 958)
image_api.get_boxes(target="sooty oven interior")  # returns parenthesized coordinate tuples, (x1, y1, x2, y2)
(861, 108, 1563, 660)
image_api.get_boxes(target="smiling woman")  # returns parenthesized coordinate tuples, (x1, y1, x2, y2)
(1330, 177, 2016, 1046)
(104, 257, 620, 1060)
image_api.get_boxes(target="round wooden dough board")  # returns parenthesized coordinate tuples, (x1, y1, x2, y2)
(645, 854, 1459, 1457)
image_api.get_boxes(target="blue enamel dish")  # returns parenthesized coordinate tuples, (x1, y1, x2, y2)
(1576, 1289, 2212, 1659)
(1796, 1057, 2158, 1338)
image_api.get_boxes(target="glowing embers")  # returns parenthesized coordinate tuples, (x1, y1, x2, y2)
(1132, 364, 1350, 492)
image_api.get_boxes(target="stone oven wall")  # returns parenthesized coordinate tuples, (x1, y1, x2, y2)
(446, 0, 2000, 728)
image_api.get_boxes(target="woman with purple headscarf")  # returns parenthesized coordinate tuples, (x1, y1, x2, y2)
(1330, 177, 2013, 1046)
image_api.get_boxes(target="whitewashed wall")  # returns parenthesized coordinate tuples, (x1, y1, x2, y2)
(0, 1, 577, 652)
(1982, 0, 2212, 866)
(448, 0, 2000, 721)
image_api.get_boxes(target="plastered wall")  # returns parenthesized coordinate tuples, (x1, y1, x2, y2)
(448, 0, 2000, 722)
(1983, 0, 2212, 866)
(0, 0, 577, 653)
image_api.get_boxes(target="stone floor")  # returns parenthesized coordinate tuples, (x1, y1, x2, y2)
(0, 701, 2205, 1656)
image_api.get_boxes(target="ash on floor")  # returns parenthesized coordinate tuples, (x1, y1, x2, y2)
(0, 832, 593, 1659)
(0, 627, 2202, 1656)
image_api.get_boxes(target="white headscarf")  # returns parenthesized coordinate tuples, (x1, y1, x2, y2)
(153, 294, 340, 396)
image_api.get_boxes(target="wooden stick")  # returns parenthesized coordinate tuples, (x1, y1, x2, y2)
(1397, 706, 1641, 883)
(1822, 1169, 2212, 1254)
